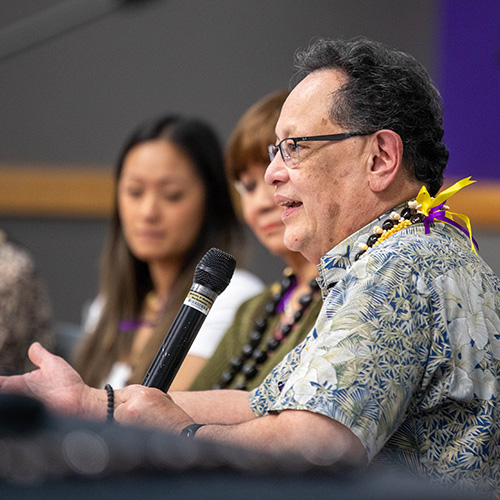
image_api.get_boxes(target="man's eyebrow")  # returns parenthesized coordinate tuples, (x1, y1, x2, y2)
(274, 129, 290, 141)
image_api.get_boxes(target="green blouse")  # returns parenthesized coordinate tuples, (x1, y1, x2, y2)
(189, 283, 322, 392)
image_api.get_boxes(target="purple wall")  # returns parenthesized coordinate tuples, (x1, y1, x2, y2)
(439, 0, 500, 180)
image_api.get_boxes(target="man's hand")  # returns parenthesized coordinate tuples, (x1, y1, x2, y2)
(0, 342, 103, 419)
(115, 385, 195, 432)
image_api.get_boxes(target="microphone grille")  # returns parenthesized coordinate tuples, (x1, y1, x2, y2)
(194, 248, 236, 295)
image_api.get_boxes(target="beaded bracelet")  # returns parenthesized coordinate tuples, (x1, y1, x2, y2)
(104, 384, 115, 423)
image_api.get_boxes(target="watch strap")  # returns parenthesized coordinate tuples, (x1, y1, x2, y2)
(180, 423, 205, 439)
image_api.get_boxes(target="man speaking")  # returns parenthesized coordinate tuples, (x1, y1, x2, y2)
(1, 37, 499, 497)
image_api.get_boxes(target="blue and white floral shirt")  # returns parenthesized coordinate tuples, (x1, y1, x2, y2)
(250, 204, 500, 496)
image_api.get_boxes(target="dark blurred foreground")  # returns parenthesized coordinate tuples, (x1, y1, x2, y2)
(0, 394, 482, 500)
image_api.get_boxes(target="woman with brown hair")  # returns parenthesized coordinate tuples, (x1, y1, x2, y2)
(190, 91, 321, 391)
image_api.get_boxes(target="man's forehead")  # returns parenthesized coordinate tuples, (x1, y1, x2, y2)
(275, 70, 344, 138)
(276, 82, 331, 138)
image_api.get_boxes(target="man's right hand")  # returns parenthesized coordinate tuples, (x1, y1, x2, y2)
(0, 342, 105, 420)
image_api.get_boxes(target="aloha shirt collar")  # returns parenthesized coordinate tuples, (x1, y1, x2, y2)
(316, 202, 407, 300)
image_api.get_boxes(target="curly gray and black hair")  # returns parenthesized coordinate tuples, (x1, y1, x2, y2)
(294, 37, 448, 196)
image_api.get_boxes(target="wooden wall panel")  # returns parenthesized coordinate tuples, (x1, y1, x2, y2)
(0, 167, 114, 218)
(0, 168, 499, 230)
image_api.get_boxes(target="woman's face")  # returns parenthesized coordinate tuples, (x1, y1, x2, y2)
(118, 139, 206, 266)
(238, 162, 288, 257)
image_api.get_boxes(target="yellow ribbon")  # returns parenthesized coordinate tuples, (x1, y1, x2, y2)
(415, 177, 478, 254)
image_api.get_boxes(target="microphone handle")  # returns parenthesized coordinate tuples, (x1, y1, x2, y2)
(141, 304, 206, 392)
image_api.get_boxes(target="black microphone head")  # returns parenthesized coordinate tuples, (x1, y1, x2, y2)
(194, 248, 236, 295)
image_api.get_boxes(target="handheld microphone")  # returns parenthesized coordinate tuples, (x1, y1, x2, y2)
(141, 248, 236, 392)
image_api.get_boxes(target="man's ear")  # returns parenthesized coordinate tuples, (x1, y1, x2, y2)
(367, 130, 403, 192)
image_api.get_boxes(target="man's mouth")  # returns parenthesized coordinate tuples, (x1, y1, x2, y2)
(278, 200, 302, 209)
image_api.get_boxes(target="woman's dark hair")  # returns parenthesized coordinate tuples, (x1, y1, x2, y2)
(294, 37, 449, 196)
(75, 115, 242, 386)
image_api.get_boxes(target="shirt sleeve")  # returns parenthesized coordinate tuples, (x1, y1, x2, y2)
(250, 251, 433, 460)
(188, 269, 264, 359)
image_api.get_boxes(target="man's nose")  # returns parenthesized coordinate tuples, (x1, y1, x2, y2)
(264, 155, 288, 186)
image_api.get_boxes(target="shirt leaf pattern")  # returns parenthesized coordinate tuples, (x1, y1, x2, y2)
(250, 204, 500, 497)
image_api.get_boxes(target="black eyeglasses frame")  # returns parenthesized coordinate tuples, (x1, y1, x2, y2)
(268, 131, 374, 166)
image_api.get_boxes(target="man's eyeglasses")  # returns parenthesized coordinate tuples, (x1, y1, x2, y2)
(268, 132, 372, 168)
